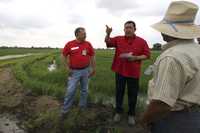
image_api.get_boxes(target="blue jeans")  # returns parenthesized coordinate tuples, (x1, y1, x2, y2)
(151, 111, 200, 133)
(62, 67, 89, 113)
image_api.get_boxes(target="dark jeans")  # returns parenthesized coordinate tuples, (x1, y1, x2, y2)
(115, 73, 139, 116)
(151, 111, 200, 133)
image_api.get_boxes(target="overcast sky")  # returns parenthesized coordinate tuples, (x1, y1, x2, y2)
(0, 0, 199, 48)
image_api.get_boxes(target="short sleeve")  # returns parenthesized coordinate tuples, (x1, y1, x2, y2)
(142, 40, 151, 58)
(151, 57, 186, 107)
(62, 43, 70, 56)
(87, 42, 95, 56)
(105, 37, 118, 48)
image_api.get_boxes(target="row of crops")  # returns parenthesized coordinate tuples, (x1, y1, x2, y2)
(10, 49, 160, 110)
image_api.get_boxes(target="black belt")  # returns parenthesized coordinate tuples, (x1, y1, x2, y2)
(178, 105, 200, 113)
(70, 65, 89, 70)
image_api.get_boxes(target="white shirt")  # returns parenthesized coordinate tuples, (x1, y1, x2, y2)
(148, 40, 200, 111)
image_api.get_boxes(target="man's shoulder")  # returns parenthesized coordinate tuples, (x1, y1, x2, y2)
(68, 40, 77, 44)
(135, 36, 147, 42)
(159, 45, 188, 62)
(116, 35, 124, 38)
(64, 40, 77, 48)
(84, 40, 92, 44)
(83, 41, 94, 47)
(112, 35, 124, 39)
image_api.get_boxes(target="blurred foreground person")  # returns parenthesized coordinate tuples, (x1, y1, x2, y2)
(140, 1, 200, 133)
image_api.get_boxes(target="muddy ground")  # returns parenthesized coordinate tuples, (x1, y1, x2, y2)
(0, 67, 149, 133)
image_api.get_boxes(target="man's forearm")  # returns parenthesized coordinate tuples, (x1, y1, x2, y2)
(128, 55, 148, 61)
(105, 33, 113, 48)
(136, 55, 148, 61)
(140, 100, 171, 125)
(62, 55, 70, 70)
(88, 56, 96, 77)
(90, 56, 96, 70)
(105, 33, 110, 42)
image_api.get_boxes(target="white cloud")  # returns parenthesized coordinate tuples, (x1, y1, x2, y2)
(97, 0, 140, 12)
(0, 13, 49, 30)
(0, 0, 13, 3)
(0, 0, 199, 48)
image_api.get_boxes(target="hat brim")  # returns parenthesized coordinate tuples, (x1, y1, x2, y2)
(151, 21, 200, 39)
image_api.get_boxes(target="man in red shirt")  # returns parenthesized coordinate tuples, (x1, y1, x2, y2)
(62, 27, 96, 115)
(105, 21, 150, 125)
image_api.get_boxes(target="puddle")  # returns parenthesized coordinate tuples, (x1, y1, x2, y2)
(93, 93, 114, 106)
(137, 93, 148, 111)
(0, 114, 26, 133)
(93, 93, 147, 109)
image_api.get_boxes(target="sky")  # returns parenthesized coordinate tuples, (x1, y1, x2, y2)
(0, 0, 199, 48)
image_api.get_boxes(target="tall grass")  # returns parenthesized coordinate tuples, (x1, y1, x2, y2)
(0, 47, 58, 56)
(2, 48, 162, 133)
(12, 49, 160, 107)
(12, 52, 66, 98)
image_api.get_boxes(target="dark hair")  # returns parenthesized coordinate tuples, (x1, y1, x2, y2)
(124, 21, 136, 30)
(74, 27, 85, 37)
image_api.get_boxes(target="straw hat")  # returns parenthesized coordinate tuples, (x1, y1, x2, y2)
(152, 1, 200, 39)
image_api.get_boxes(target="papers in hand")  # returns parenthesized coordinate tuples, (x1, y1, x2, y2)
(119, 52, 133, 59)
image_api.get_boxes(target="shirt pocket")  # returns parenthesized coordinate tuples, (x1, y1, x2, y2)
(117, 44, 131, 53)
(70, 48, 80, 55)
(132, 47, 143, 55)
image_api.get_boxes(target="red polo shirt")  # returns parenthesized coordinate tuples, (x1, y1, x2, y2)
(62, 40, 95, 69)
(106, 35, 150, 78)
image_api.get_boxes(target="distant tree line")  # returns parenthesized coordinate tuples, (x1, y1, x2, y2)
(0, 43, 163, 51)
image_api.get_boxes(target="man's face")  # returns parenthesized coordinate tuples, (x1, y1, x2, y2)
(124, 23, 135, 37)
(161, 33, 168, 42)
(161, 33, 177, 42)
(77, 29, 86, 41)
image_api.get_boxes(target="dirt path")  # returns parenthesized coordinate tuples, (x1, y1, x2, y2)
(0, 53, 34, 60)
(0, 67, 150, 133)
(0, 68, 60, 133)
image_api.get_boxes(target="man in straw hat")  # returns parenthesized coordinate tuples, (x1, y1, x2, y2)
(197, 25, 200, 44)
(197, 37, 200, 44)
(139, 1, 200, 133)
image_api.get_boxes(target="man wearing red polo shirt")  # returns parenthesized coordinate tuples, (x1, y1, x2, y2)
(62, 27, 96, 115)
(105, 21, 150, 125)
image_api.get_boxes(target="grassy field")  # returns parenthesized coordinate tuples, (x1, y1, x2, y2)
(0, 48, 160, 132)
(11, 49, 160, 108)
(0, 47, 59, 67)
(0, 47, 59, 56)
(1, 48, 161, 107)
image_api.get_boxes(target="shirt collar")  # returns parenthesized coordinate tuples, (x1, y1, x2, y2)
(125, 34, 136, 40)
(162, 39, 194, 52)
(75, 39, 85, 44)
